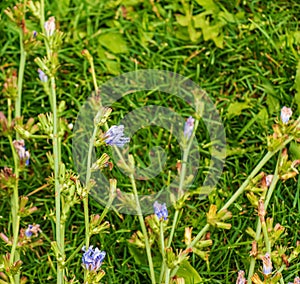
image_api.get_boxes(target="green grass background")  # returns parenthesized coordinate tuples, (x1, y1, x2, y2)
(1, 0, 300, 283)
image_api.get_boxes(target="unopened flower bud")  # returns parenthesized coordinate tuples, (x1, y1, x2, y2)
(44, 16, 55, 37)
(280, 106, 292, 124)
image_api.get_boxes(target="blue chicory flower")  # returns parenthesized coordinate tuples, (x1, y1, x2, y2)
(153, 201, 168, 221)
(184, 116, 195, 139)
(82, 246, 106, 272)
(280, 106, 292, 124)
(38, 69, 48, 83)
(104, 125, 130, 148)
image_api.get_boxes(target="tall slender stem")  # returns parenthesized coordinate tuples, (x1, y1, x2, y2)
(39, 2, 64, 282)
(89, 56, 98, 92)
(10, 18, 26, 282)
(168, 120, 199, 248)
(247, 153, 281, 283)
(165, 268, 171, 284)
(82, 126, 98, 281)
(159, 222, 165, 283)
(15, 29, 26, 135)
(84, 126, 98, 249)
(129, 174, 156, 284)
(8, 136, 20, 265)
(50, 74, 63, 284)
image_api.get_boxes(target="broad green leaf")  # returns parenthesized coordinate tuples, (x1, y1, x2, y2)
(194, 0, 219, 13)
(227, 101, 251, 117)
(98, 32, 128, 54)
(188, 25, 201, 42)
(266, 93, 280, 114)
(175, 260, 202, 284)
(175, 14, 189, 27)
(193, 13, 207, 29)
(97, 46, 107, 60)
(104, 60, 120, 75)
(256, 107, 269, 128)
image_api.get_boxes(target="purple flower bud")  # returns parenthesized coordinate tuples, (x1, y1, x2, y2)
(82, 246, 106, 271)
(265, 175, 274, 187)
(184, 116, 195, 139)
(33, 31, 37, 38)
(262, 253, 272, 276)
(44, 16, 55, 37)
(280, 106, 292, 124)
(104, 125, 130, 148)
(13, 140, 30, 166)
(25, 224, 41, 237)
(153, 201, 168, 221)
(236, 270, 246, 284)
(38, 69, 48, 83)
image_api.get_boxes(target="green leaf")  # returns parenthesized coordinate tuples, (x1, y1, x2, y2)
(104, 60, 120, 75)
(266, 93, 280, 114)
(98, 32, 128, 54)
(194, 0, 219, 13)
(226, 101, 251, 117)
(193, 13, 208, 29)
(188, 25, 201, 42)
(175, 14, 189, 27)
(175, 260, 202, 284)
(256, 107, 269, 128)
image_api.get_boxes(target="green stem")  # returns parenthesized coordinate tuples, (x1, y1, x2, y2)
(8, 136, 20, 265)
(165, 268, 170, 284)
(15, 27, 27, 138)
(82, 126, 98, 282)
(9, 274, 15, 284)
(84, 126, 98, 249)
(89, 56, 98, 92)
(159, 222, 165, 283)
(168, 120, 199, 248)
(247, 154, 281, 283)
(50, 74, 63, 284)
(64, 240, 85, 266)
(39, 1, 64, 281)
(188, 224, 210, 249)
(167, 210, 179, 248)
(98, 189, 115, 225)
(129, 174, 156, 284)
(261, 221, 271, 253)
